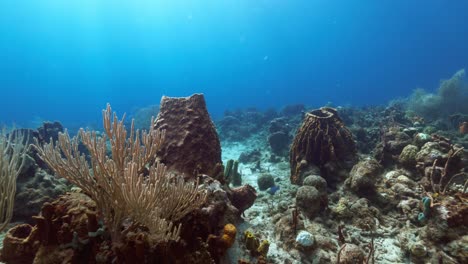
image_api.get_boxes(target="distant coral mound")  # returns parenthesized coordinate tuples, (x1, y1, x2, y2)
(407, 69, 468, 121)
(130, 104, 159, 129)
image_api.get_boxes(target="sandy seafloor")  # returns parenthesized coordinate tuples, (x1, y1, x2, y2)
(220, 133, 405, 264)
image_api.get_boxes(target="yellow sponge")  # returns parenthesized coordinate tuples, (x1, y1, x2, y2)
(220, 224, 237, 248)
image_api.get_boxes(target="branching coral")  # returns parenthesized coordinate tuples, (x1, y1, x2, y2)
(427, 145, 466, 194)
(0, 130, 28, 232)
(33, 104, 206, 245)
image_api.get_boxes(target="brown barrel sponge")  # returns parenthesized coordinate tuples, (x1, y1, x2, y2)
(289, 107, 356, 184)
(154, 94, 222, 178)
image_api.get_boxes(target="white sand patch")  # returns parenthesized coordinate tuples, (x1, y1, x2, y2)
(221, 136, 301, 263)
(220, 135, 406, 264)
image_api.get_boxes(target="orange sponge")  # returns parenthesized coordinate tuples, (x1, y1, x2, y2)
(220, 224, 237, 248)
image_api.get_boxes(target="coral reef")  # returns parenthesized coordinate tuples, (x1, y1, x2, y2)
(374, 126, 412, 166)
(217, 94, 466, 263)
(2, 191, 221, 263)
(1, 101, 267, 264)
(268, 117, 292, 156)
(217, 116, 245, 141)
(128, 104, 160, 129)
(217, 108, 278, 142)
(2, 165, 255, 263)
(12, 124, 70, 223)
(268, 132, 290, 156)
(36, 121, 63, 144)
(1, 124, 69, 227)
(2, 76, 468, 264)
(13, 163, 68, 223)
(2, 103, 244, 263)
(280, 104, 305, 117)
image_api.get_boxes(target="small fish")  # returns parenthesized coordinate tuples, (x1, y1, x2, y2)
(266, 185, 280, 195)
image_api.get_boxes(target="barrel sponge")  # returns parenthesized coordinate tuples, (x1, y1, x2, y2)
(290, 107, 356, 184)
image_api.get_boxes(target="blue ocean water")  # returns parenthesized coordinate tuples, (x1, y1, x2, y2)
(1, 0, 467, 129)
